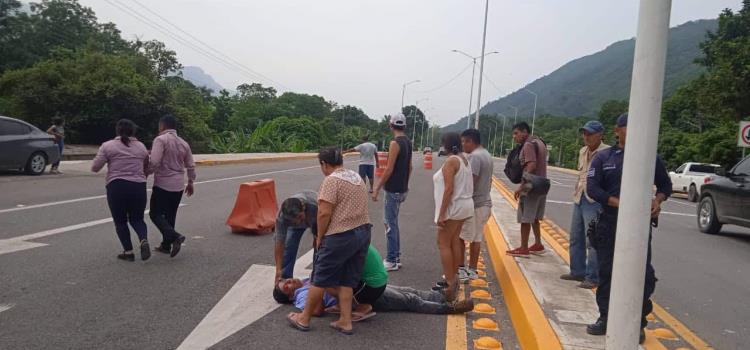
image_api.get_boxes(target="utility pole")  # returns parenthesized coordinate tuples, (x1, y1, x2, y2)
(607, 0, 672, 348)
(401, 80, 420, 108)
(467, 59, 476, 129)
(499, 113, 507, 156)
(524, 89, 538, 135)
(474, 0, 490, 129)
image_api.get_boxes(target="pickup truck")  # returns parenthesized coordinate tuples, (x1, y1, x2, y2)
(669, 162, 721, 202)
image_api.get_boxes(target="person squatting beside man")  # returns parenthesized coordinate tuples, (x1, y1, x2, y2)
(273, 191, 319, 283)
(585, 113, 672, 344)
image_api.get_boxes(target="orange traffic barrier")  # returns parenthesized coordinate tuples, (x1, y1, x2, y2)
(425, 153, 433, 161)
(375, 151, 388, 177)
(424, 156, 433, 170)
(226, 179, 278, 234)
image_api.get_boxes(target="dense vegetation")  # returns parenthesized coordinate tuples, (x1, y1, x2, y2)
(0, 0, 434, 153)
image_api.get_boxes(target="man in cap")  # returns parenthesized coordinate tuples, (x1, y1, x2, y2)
(585, 113, 672, 343)
(560, 121, 609, 289)
(373, 113, 412, 271)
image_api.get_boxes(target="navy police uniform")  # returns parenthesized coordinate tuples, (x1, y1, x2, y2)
(586, 142, 672, 331)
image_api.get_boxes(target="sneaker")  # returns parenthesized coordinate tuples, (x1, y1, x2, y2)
(506, 247, 530, 258)
(383, 259, 399, 271)
(140, 240, 151, 261)
(447, 299, 475, 314)
(578, 280, 598, 289)
(433, 280, 448, 291)
(465, 268, 479, 280)
(117, 253, 135, 262)
(458, 267, 470, 284)
(529, 243, 545, 255)
(170, 234, 186, 258)
(560, 273, 585, 282)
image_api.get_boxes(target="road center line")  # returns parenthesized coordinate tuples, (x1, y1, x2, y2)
(0, 303, 15, 314)
(0, 165, 319, 215)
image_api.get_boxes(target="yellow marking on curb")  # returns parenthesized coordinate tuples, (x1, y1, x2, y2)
(445, 285, 467, 350)
(474, 336, 503, 350)
(473, 318, 500, 331)
(473, 303, 496, 314)
(484, 216, 563, 350)
(477, 270, 487, 278)
(492, 176, 714, 350)
(471, 290, 492, 300)
(470, 279, 489, 288)
(653, 328, 678, 340)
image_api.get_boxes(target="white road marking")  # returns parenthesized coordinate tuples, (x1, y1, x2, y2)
(545, 200, 695, 217)
(178, 250, 314, 350)
(0, 165, 319, 214)
(0, 205, 185, 256)
(0, 303, 15, 314)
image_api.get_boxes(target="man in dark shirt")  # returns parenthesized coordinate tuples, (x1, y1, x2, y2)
(585, 113, 672, 344)
(373, 112, 412, 271)
(273, 191, 319, 283)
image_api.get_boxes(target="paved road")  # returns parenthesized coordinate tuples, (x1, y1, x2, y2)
(493, 159, 750, 350)
(0, 156, 517, 349)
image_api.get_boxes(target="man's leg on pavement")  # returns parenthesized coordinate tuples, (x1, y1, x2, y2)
(641, 230, 657, 328)
(281, 228, 306, 278)
(594, 220, 616, 324)
(581, 199, 601, 284)
(383, 191, 402, 264)
(165, 189, 184, 229)
(149, 187, 178, 246)
(520, 223, 531, 248)
(568, 202, 586, 277)
(374, 286, 448, 314)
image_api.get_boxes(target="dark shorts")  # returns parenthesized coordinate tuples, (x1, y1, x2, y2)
(359, 164, 375, 181)
(311, 224, 372, 288)
(354, 282, 387, 305)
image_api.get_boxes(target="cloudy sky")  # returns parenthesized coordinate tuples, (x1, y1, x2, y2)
(80, 0, 741, 125)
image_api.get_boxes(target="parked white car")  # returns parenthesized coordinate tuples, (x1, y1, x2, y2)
(669, 162, 722, 202)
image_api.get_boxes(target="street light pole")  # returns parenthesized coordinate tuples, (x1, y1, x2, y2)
(509, 105, 518, 125)
(524, 89, 538, 135)
(411, 98, 428, 150)
(401, 80, 421, 109)
(453, 50, 498, 130)
(499, 113, 508, 155)
(474, 0, 490, 130)
(484, 118, 498, 156)
(607, 0, 672, 348)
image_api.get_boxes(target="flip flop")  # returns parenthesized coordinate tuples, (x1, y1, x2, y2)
(329, 322, 354, 335)
(352, 311, 377, 322)
(324, 306, 341, 314)
(287, 313, 310, 332)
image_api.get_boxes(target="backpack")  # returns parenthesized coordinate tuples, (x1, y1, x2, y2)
(504, 144, 524, 184)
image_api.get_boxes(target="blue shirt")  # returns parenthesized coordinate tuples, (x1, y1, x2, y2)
(586, 144, 672, 211)
(293, 279, 338, 310)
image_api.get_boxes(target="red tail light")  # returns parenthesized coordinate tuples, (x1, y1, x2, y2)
(704, 177, 712, 184)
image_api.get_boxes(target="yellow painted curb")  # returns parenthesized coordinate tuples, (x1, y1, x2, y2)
(484, 217, 563, 350)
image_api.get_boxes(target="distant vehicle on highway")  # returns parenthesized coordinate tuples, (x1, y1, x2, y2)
(697, 156, 750, 234)
(423, 146, 432, 155)
(437, 146, 447, 157)
(0, 116, 60, 175)
(669, 162, 722, 202)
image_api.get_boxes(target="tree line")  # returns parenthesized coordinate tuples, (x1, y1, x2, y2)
(0, 0, 434, 153)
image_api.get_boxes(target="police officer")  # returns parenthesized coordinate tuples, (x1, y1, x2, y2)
(585, 113, 672, 344)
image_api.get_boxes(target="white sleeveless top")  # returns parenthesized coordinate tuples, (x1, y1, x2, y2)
(433, 154, 475, 223)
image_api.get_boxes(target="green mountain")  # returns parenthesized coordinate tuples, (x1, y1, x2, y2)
(444, 19, 717, 131)
(178, 66, 225, 94)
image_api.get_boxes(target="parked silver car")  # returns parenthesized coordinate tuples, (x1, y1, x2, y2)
(0, 116, 60, 175)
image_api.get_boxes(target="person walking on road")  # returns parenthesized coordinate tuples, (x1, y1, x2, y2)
(46, 117, 65, 174)
(432, 132, 474, 302)
(344, 135, 379, 193)
(274, 190, 319, 283)
(147, 115, 195, 258)
(458, 129, 494, 283)
(372, 113, 412, 271)
(560, 121, 609, 289)
(585, 113, 671, 344)
(506, 122, 549, 257)
(91, 119, 151, 262)
(287, 147, 372, 335)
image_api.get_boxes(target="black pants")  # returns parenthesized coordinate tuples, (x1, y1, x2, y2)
(593, 212, 657, 329)
(149, 186, 184, 247)
(106, 179, 148, 251)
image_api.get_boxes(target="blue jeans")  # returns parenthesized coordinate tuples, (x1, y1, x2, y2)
(569, 197, 600, 283)
(53, 140, 63, 168)
(281, 227, 308, 278)
(384, 191, 407, 263)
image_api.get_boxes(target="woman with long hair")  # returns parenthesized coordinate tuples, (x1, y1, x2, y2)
(91, 119, 151, 261)
(433, 132, 474, 301)
(287, 147, 372, 335)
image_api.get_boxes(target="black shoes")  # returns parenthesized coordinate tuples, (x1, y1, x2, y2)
(170, 235, 185, 258)
(117, 253, 135, 261)
(560, 273, 585, 282)
(154, 243, 171, 254)
(586, 319, 607, 336)
(140, 240, 151, 261)
(586, 320, 646, 344)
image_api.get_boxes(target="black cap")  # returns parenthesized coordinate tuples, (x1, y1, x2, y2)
(616, 113, 628, 128)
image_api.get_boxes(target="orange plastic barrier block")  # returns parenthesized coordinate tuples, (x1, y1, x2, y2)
(376, 151, 389, 177)
(226, 179, 278, 234)
(424, 159, 433, 170)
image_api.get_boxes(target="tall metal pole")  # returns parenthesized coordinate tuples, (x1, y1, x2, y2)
(525, 89, 538, 135)
(607, 0, 672, 348)
(467, 60, 477, 129)
(401, 80, 420, 109)
(484, 118, 498, 156)
(474, 0, 489, 130)
(499, 113, 507, 155)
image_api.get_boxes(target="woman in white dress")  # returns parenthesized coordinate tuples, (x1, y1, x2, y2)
(433, 132, 474, 301)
